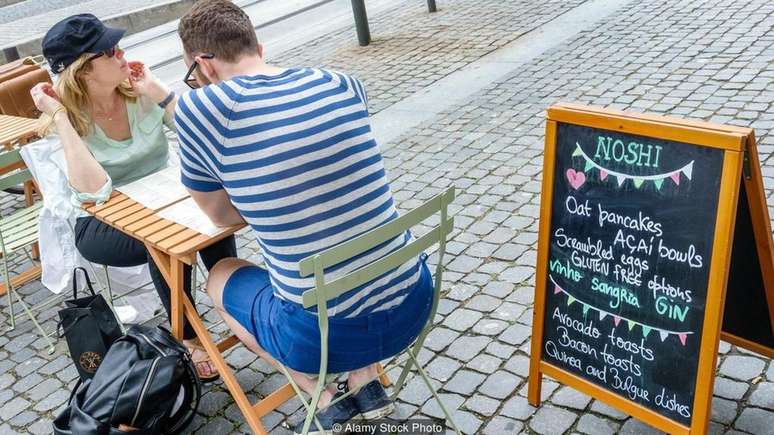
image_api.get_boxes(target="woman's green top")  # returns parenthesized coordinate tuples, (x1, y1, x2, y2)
(71, 95, 172, 216)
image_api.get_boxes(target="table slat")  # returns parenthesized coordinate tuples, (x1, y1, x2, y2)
(168, 231, 227, 255)
(3, 122, 31, 136)
(0, 118, 37, 138)
(158, 229, 201, 251)
(125, 214, 163, 233)
(99, 197, 140, 219)
(104, 202, 145, 224)
(0, 118, 31, 133)
(85, 192, 124, 213)
(146, 223, 190, 244)
(135, 219, 176, 239)
(113, 206, 154, 229)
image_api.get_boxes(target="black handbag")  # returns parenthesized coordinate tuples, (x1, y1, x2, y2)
(58, 267, 123, 381)
(53, 325, 201, 435)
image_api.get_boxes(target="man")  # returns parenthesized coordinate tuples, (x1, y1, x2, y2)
(174, 1, 434, 433)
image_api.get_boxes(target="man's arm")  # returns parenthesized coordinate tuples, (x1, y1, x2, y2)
(175, 92, 244, 227)
(188, 188, 246, 227)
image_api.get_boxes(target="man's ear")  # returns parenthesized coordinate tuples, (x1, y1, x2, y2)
(257, 43, 264, 59)
(197, 56, 218, 83)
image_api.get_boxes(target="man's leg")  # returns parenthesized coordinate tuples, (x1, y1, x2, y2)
(347, 364, 380, 392)
(199, 235, 237, 269)
(206, 258, 339, 406)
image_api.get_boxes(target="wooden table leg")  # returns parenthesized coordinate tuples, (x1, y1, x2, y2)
(146, 245, 184, 338)
(379, 364, 391, 387)
(254, 383, 296, 418)
(151, 248, 318, 432)
(181, 294, 270, 434)
(170, 257, 185, 338)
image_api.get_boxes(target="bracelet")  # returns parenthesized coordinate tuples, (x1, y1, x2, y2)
(51, 106, 66, 120)
(158, 91, 176, 109)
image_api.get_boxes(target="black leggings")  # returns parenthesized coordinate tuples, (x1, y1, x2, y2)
(74, 216, 237, 340)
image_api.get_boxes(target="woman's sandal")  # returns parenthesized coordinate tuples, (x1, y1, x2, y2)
(187, 343, 220, 383)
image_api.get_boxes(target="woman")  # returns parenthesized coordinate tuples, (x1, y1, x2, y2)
(31, 14, 235, 382)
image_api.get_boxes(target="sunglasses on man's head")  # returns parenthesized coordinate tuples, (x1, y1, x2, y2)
(87, 45, 119, 62)
(183, 53, 215, 89)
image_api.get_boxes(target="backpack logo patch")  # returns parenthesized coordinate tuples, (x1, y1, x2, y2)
(79, 351, 102, 373)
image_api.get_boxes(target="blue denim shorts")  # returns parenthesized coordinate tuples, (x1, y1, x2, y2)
(222, 258, 433, 373)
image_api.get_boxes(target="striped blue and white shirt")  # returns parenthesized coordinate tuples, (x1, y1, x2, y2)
(174, 68, 421, 318)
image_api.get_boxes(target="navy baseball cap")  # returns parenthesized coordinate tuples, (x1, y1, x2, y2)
(42, 14, 125, 74)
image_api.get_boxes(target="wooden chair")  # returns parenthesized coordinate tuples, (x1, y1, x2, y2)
(283, 186, 461, 435)
(0, 147, 54, 353)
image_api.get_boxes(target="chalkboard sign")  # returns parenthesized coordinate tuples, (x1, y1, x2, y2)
(543, 122, 722, 424)
(529, 104, 748, 435)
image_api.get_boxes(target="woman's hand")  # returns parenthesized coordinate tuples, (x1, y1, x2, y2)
(30, 82, 63, 116)
(128, 61, 170, 103)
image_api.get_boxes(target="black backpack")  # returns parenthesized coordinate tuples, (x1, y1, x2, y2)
(53, 325, 201, 435)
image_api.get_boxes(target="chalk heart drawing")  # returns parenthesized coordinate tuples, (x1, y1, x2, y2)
(566, 169, 586, 190)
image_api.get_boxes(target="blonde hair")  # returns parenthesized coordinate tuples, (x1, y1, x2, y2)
(38, 53, 136, 137)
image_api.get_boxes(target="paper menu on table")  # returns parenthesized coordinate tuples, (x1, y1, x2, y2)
(156, 197, 225, 237)
(116, 166, 188, 210)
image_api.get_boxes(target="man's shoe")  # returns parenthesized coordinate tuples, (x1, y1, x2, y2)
(349, 380, 395, 420)
(293, 391, 359, 435)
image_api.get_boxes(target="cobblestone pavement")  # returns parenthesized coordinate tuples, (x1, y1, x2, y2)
(2, 0, 774, 434)
(273, 0, 588, 115)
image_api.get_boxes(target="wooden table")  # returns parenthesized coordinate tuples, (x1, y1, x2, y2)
(0, 113, 41, 296)
(0, 114, 39, 150)
(84, 192, 296, 434)
(1, 114, 41, 209)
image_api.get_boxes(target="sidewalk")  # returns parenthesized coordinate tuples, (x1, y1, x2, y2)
(1, 0, 773, 434)
(274, 0, 589, 115)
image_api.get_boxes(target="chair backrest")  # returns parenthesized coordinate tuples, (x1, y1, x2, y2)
(0, 147, 32, 191)
(298, 186, 455, 311)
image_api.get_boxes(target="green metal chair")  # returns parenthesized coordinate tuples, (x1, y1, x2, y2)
(282, 186, 461, 435)
(0, 147, 55, 353)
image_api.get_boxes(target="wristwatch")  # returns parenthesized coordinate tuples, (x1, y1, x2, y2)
(158, 91, 176, 109)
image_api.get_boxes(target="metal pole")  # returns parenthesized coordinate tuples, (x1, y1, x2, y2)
(351, 0, 371, 46)
(427, 0, 437, 13)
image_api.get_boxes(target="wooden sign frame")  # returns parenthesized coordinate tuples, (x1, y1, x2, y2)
(528, 103, 748, 435)
(719, 130, 774, 358)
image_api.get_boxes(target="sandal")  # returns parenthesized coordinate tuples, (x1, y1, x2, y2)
(186, 343, 220, 383)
